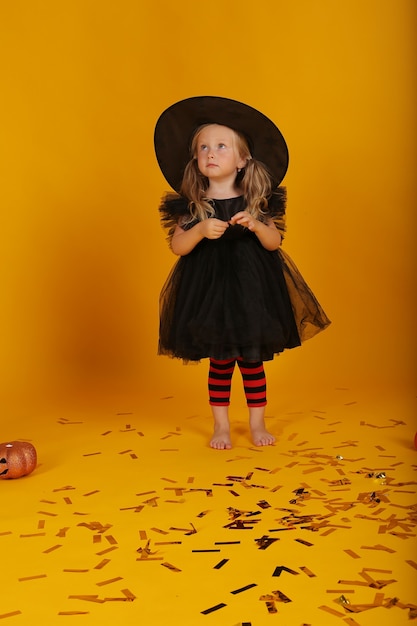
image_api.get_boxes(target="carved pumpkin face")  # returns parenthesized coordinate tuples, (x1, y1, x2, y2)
(0, 441, 37, 479)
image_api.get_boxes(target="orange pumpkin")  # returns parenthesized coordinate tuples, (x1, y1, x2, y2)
(0, 441, 37, 479)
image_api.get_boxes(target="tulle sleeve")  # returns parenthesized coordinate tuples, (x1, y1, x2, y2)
(267, 187, 287, 238)
(159, 193, 193, 246)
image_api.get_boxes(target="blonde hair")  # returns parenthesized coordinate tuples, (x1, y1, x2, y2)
(179, 124, 274, 223)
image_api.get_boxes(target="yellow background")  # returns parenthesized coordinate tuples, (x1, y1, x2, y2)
(0, 0, 415, 414)
(1, 4, 416, 624)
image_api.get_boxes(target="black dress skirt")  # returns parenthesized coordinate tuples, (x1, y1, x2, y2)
(158, 194, 330, 362)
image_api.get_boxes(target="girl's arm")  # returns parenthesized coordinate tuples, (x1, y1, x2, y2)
(171, 219, 229, 256)
(229, 212, 282, 250)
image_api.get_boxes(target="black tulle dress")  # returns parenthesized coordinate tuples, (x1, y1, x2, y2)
(158, 190, 330, 363)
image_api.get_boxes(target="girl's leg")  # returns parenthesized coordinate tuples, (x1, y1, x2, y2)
(236, 360, 275, 446)
(208, 358, 236, 449)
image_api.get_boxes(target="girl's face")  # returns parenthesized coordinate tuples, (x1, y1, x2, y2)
(195, 124, 247, 183)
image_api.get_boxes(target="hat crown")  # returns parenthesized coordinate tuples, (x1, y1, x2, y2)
(154, 96, 289, 192)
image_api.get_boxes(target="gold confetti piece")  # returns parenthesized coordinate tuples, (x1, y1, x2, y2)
(319, 605, 345, 617)
(406, 560, 417, 569)
(121, 589, 136, 601)
(327, 589, 355, 594)
(151, 527, 169, 535)
(343, 619, 361, 626)
(83, 452, 101, 456)
(20, 533, 46, 538)
(105, 535, 118, 545)
(43, 545, 62, 554)
(0, 531, 12, 536)
(83, 490, 100, 497)
(94, 559, 111, 570)
(201, 603, 227, 614)
(93, 535, 102, 544)
(96, 546, 118, 556)
(344, 550, 360, 559)
(68, 595, 103, 603)
(161, 562, 181, 572)
(136, 490, 157, 496)
(77, 521, 112, 532)
(187, 476, 195, 483)
(63, 497, 72, 505)
(58, 611, 89, 615)
(56, 527, 70, 537)
(230, 583, 257, 594)
(37, 511, 57, 517)
(265, 601, 277, 613)
(338, 580, 374, 587)
(53, 486, 76, 492)
(161, 477, 177, 483)
(101, 430, 112, 435)
(18, 574, 47, 582)
(143, 497, 159, 507)
(299, 566, 316, 577)
(362, 567, 393, 573)
(63, 569, 89, 573)
(270, 485, 283, 492)
(0, 611, 22, 619)
(160, 448, 179, 451)
(38, 520, 45, 529)
(361, 544, 396, 553)
(295, 538, 313, 546)
(119, 449, 133, 454)
(96, 577, 124, 586)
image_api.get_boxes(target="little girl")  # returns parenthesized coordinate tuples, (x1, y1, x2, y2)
(154, 96, 330, 450)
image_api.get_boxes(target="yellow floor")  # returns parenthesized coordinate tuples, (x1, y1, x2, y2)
(1, 382, 416, 625)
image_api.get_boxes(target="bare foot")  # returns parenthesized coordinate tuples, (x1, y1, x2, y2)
(249, 406, 275, 446)
(210, 405, 232, 450)
(250, 425, 275, 446)
(210, 425, 232, 450)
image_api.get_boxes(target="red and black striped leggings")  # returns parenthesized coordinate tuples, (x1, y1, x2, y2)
(208, 358, 267, 407)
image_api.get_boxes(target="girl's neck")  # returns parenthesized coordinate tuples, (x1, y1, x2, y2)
(207, 182, 242, 200)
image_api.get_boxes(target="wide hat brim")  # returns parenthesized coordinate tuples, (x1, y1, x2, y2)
(154, 96, 289, 192)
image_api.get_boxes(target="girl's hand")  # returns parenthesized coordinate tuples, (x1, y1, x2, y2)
(229, 212, 282, 250)
(229, 211, 258, 231)
(199, 218, 229, 240)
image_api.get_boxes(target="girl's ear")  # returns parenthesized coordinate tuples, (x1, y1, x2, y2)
(240, 156, 251, 169)
(238, 156, 250, 169)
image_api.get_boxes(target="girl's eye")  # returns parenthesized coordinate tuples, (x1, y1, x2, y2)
(218, 143, 226, 149)
(200, 145, 207, 151)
